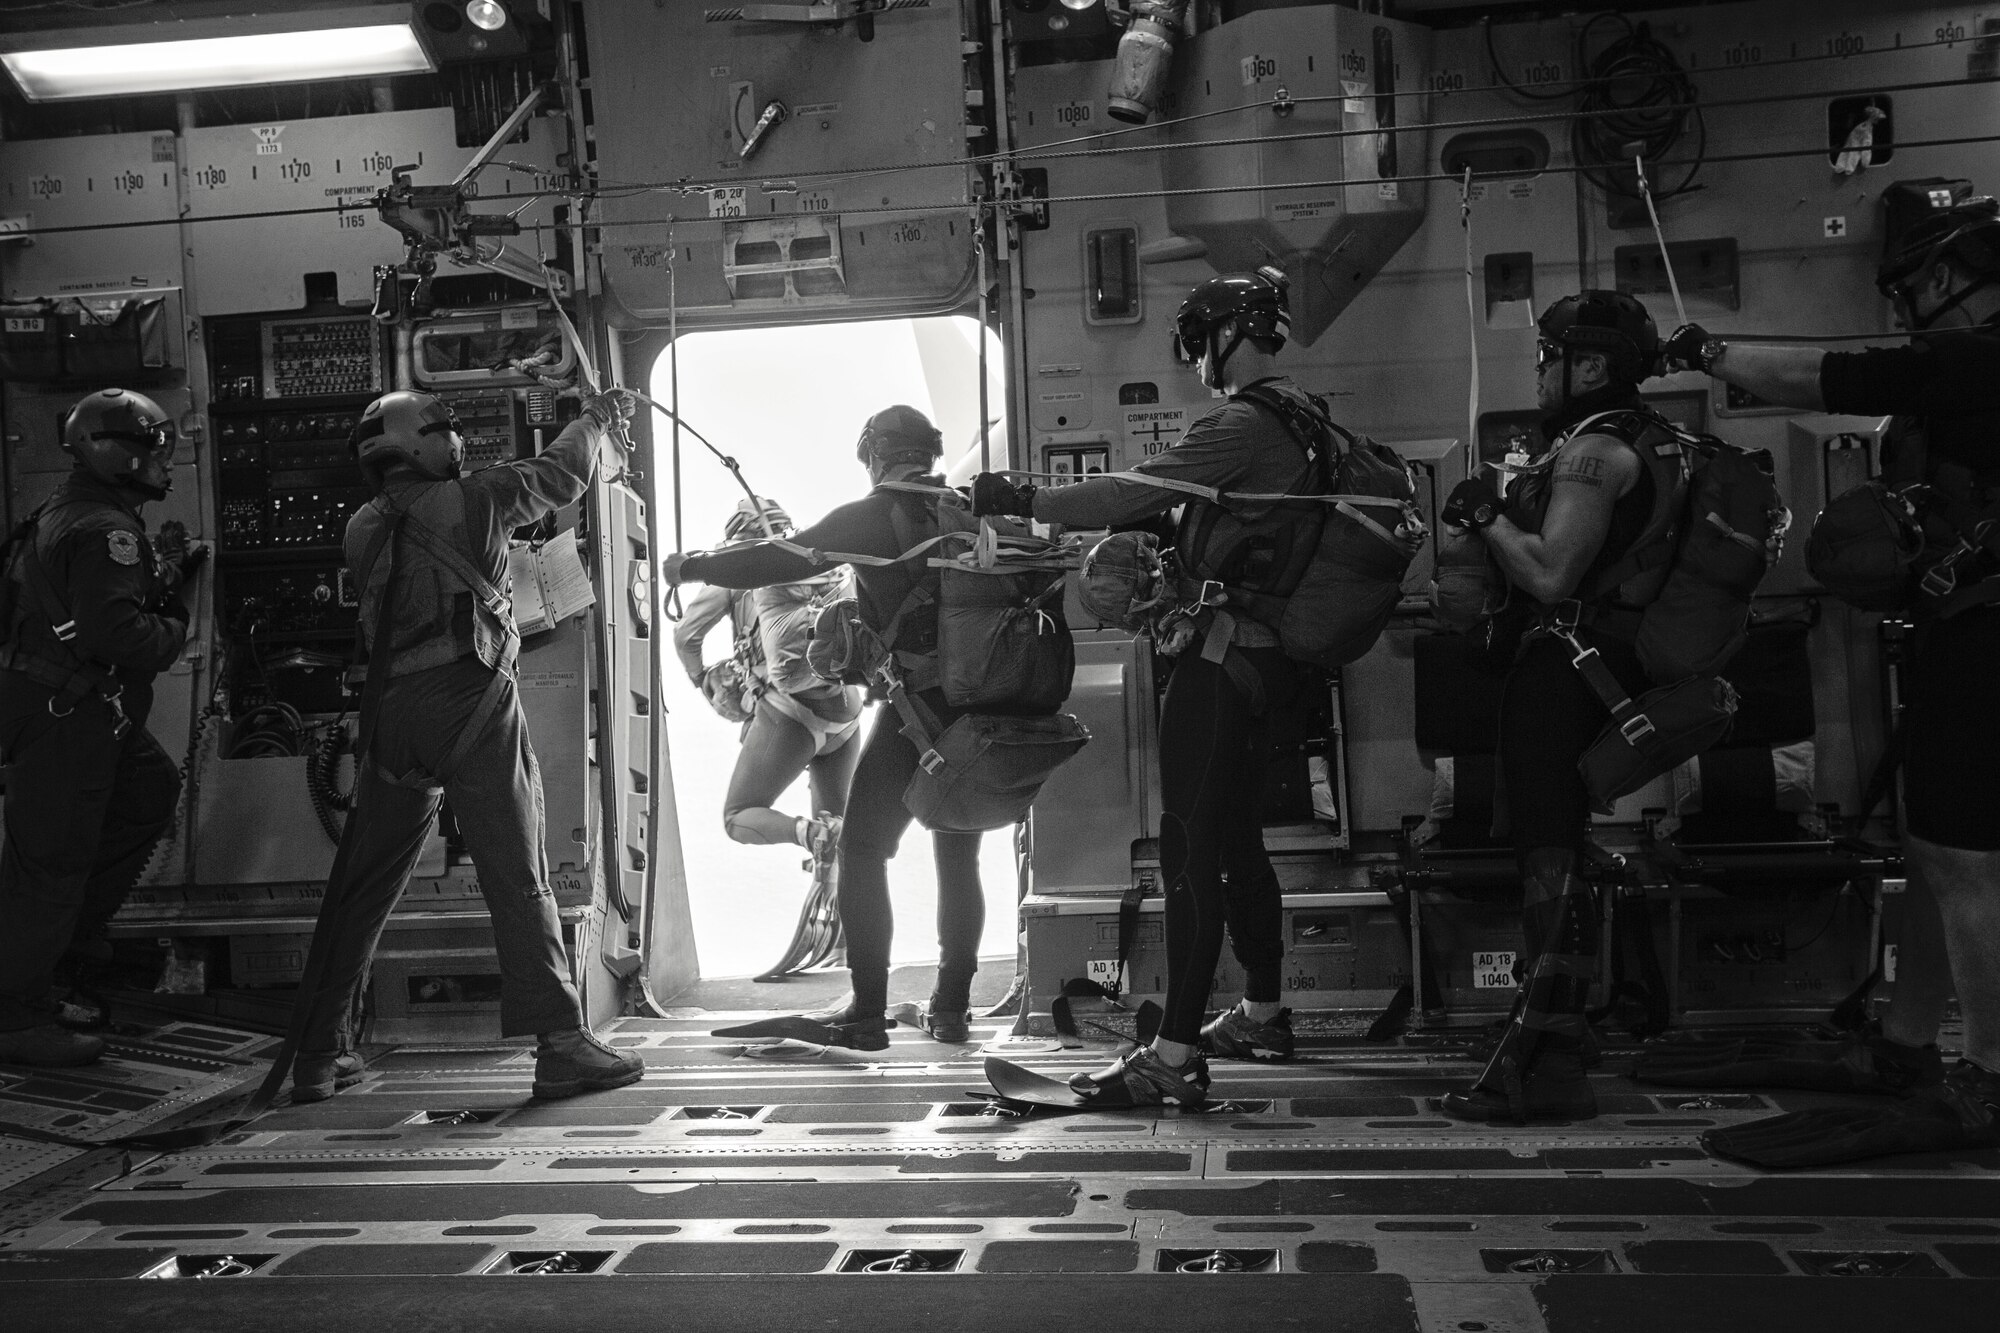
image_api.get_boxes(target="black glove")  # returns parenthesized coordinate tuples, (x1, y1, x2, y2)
(1660, 322, 1721, 375)
(177, 543, 211, 579)
(971, 472, 1037, 519)
(155, 592, 191, 624)
(1441, 474, 1502, 531)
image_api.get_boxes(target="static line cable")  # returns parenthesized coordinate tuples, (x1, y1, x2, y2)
(1632, 150, 1688, 328)
(573, 125, 2000, 227)
(630, 392, 774, 543)
(1459, 165, 1481, 477)
(4, 69, 1994, 244)
(666, 241, 685, 621)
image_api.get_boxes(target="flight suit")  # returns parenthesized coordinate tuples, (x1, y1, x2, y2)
(295, 415, 605, 1054)
(0, 471, 185, 1031)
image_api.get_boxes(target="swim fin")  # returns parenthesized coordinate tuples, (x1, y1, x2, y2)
(1633, 1029, 1939, 1093)
(1703, 1061, 2000, 1169)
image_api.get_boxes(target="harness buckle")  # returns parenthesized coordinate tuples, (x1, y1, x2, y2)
(103, 686, 130, 739)
(1921, 542, 1973, 598)
(1619, 712, 1657, 746)
(1192, 579, 1226, 609)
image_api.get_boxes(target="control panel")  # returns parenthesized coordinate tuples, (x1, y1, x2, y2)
(207, 311, 386, 715)
(438, 389, 524, 472)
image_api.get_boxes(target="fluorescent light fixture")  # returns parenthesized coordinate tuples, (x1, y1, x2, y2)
(0, 11, 434, 102)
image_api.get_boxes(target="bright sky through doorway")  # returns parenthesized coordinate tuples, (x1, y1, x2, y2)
(650, 317, 1011, 980)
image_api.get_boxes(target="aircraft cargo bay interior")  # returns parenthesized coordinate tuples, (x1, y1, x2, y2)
(0, 2, 1997, 1330)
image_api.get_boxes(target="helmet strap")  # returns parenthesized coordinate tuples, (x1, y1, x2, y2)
(1208, 323, 1247, 384)
(1910, 270, 1997, 331)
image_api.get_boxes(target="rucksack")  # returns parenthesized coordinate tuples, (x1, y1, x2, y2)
(1512, 410, 1790, 683)
(1806, 481, 1924, 613)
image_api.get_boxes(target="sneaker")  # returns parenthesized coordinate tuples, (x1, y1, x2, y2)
(1067, 1044, 1211, 1107)
(1199, 1004, 1294, 1061)
(900, 1000, 970, 1043)
(292, 1050, 369, 1104)
(533, 1027, 645, 1099)
(0, 1021, 103, 1067)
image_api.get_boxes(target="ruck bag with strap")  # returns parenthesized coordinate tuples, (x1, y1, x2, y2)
(886, 680, 1090, 832)
(1553, 617, 1740, 813)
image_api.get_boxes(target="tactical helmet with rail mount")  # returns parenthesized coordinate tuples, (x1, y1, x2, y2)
(1536, 290, 1661, 386)
(1171, 266, 1291, 372)
(61, 388, 176, 500)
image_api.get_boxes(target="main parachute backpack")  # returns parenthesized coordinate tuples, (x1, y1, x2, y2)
(1094, 383, 1424, 668)
(1507, 410, 1790, 810)
(794, 483, 1088, 832)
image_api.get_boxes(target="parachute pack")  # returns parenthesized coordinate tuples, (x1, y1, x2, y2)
(786, 482, 1089, 832)
(1507, 408, 1790, 810)
(1512, 408, 1791, 684)
(1089, 382, 1425, 670)
(1807, 418, 2000, 619)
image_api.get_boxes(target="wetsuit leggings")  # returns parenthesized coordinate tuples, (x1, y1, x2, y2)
(1156, 648, 1302, 1046)
(722, 701, 860, 845)
(837, 694, 984, 1016)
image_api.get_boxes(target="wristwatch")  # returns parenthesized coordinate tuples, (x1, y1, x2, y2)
(1698, 336, 1727, 373)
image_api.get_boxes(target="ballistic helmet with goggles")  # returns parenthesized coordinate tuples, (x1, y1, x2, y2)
(350, 390, 465, 488)
(1536, 290, 1660, 385)
(1171, 266, 1290, 369)
(1875, 196, 2000, 326)
(61, 388, 176, 499)
(855, 404, 943, 467)
(725, 496, 793, 541)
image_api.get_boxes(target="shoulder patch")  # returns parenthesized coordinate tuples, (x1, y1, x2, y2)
(106, 529, 142, 566)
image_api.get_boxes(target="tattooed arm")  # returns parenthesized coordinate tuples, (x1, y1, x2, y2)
(1481, 434, 1643, 604)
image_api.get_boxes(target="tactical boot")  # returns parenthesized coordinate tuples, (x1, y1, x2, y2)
(1068, 1044, 1211, 1107)
(1199, 1004, 1295, 1061)
(292, 1051, 369, 1104)
(1441, 1044, 1597, 1123)
(0, 1022, 104, 1067)
(533, 1027, 645, 1099)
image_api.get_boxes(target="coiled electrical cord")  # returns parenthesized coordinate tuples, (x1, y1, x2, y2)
(1570, 14, 1705, 201)
(305, 716, 355, 846)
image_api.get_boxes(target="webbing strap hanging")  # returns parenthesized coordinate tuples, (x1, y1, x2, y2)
(1460, 165, 1480, 478)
